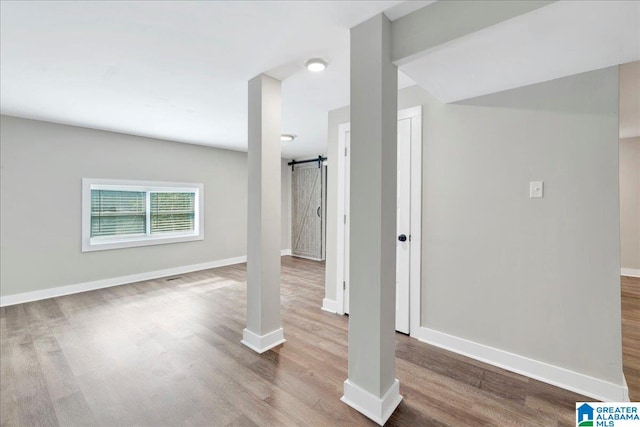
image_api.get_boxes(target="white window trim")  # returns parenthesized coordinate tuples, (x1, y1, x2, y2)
(82, 178, 204, 252)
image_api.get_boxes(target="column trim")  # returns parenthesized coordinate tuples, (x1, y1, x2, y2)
(241, 328, 285, 354)
(341, 379, 403, 426)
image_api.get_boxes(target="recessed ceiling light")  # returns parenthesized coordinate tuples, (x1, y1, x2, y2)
(281, 134, 296, 142)
(305, 58, 327, 72)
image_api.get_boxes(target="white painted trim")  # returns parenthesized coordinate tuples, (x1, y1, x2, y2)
(398, 105, 422, 121)
(412, 326, 630, 402)
(341, 379, 402, 426)
(407, 106, 422, 335)
(0, 255, 248, 307)
(336, 122, 350, 315)
(287, 159, 293, 254)
(621, 268, 640, 278)
(281, 249, 292, 256)
(241, 327, 286, 354)
(322, 163, 328, 261)
(321, 298, 338, 313)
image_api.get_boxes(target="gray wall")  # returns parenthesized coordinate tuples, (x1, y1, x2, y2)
(326, 66, 623, 386)
(418, 67, 622, 384)
(620, 137, 640, 271)
(0, 115, 291, 297)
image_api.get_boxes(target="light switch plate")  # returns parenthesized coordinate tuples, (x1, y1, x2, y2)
(530, 181, 544, 198)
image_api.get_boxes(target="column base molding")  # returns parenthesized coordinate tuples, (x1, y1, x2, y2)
(241, 327, 285, 354)
(341, 378, 402, 426)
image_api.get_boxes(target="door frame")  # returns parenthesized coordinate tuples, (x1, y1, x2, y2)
(336, 122, 349, 315)
(335, 106, 422, 335)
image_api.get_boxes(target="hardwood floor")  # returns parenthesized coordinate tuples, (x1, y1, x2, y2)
(0, 257, 635, 426)
(622, 275, 640, 402)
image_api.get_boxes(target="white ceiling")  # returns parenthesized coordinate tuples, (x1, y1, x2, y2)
(400, 0, 640, 108)
(0, 0, 422, 159)
(2, 1, 639, 156)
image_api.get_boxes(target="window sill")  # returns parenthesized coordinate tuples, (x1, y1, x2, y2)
(82, 233, 203, 252)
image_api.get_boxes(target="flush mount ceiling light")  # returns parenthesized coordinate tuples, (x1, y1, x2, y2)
(281, 134, 297, 142)
(305, 58, 328, 72)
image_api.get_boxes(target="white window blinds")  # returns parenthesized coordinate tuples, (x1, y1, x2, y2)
(91, 190, 146, 237)
(82, 179, 203, 252)
(150, 192, 195, 234)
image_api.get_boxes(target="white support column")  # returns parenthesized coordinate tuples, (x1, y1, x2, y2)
(341, 14, 400, 426)
(242, 74, 285, 354)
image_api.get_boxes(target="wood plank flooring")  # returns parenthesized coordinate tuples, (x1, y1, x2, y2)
(622, 275, 640, 402)
(0, 257, 636, 426)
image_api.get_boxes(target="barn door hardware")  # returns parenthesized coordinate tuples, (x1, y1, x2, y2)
(288, 155, 327, 171)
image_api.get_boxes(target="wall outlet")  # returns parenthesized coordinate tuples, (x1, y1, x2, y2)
(530, 181, 544, 198)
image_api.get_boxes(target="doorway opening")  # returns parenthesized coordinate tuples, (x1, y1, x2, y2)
(335, 106, 422, 334)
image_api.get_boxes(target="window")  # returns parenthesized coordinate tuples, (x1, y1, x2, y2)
(82, 179, 203, 252)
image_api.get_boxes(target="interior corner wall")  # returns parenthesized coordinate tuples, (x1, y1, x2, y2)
(620, 137, 640, 272)
(0, 115, 291, 298)
(325, 65, 623, 389)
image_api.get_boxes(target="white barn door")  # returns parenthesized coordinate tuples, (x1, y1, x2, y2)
(292, 164, 323, 260)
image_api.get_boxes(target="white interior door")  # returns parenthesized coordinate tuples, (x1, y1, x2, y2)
(343, 120, 412, 331)
(292, 165, 322, 260)
(335, 106, 421, 330)
(395, 118, 411, 334)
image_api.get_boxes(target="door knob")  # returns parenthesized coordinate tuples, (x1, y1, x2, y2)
(398, 234, 407, 242)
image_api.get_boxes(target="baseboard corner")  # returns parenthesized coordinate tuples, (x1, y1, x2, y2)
(321, 298, 338, 313)
(341, 378, 402, 426)
(241, 327, 286, 354)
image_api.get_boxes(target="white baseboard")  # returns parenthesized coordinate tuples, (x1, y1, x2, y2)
(290, 253, 324, 261)
(341, 378, 402, 426)
(0, 255, 248, 307)
(321, 298, 338, 313)
(411, 326, 629, 402)
(1, 250, 296, 307)
(621, 268, 640, 278)
(241, 327, 286, 354)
